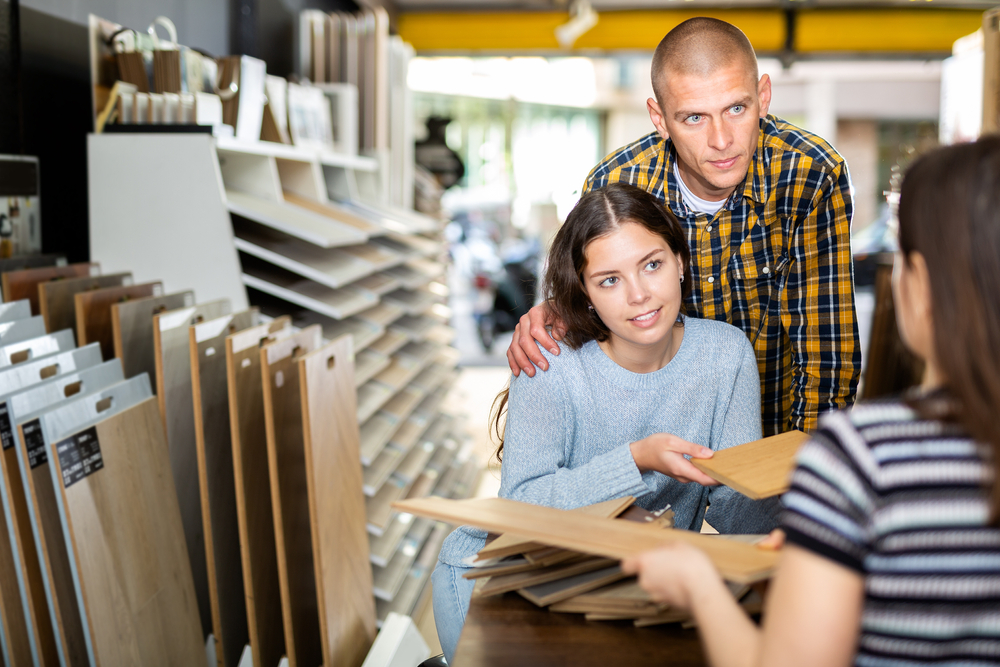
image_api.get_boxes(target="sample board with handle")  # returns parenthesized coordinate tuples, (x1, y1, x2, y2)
(40, 375, 205, 665)
(74, 281, 163, 361)
(1, 264, 100, 315)
(39, 273, 132, 335)
(690, 430, 810, 500)
(111, 291, 194, 383)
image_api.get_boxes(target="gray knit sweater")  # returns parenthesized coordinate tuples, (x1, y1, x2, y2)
(437, 317, 782, 567)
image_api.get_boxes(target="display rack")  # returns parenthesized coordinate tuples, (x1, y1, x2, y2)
(88, 131, 475, 645)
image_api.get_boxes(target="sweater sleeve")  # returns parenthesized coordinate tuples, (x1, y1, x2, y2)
(498, 354, 652, 510)
(705, 336, 783, 534)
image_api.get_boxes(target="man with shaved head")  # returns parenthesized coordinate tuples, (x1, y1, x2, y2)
(508, 17, 860, 437)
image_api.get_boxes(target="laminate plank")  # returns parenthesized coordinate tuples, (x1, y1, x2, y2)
(387, 413, 431, 453)
(357, 381, 395, 424)
(299, 336, 376, 667)
(354, 272, 400, 297)
(366, 330, 408, 357)
(393, 497, 779, 585)
(690, 430, 810, 499)
(372, 355, 423, 392)
(75, 282, 163, 361)
(0, 358, 118, 667)
(301, 314, 383, 353)
(372, 519, 434, 601)
(2, 264, 99, 315)
(383, 263, 439, 290)
(548, 579, 663, 615)
(481, 557, 618, 599)
(42, 380, 204, 665)
(359, 414, 399, 468)
(227, 190, 368, 249)
(517, 565, 627, 607)
(410, 364, 451, 394)
(14, 372, 135, 667)
(381, 288, 439, 316)
(233, 225, 376, 289)
(0, 256, 63, 281)
(340, 243, 403, 270)
(377, 233, 441, 259)
(0, 330, 76, 369)
(38, 273, 131, 335)
(363, 447, 405, 497)
(393, 441, 436, 486)
(112, 291, 195, 383)
(153, 299, 231, 640)
(374, 522, 447, 623)
(379, 386, 425, 424)
(261, 327, 324, 667)
(241, 257, 377, 320)
(227, 319, 294, 667)
(369, 513, 415, 568)
(355, 349, 390, 387)
(389, 314, 435, 341)
(282, 191, 383, 236)
(356, 302, 405, 329)
(476, 497, 635, 562)
(191, 310, 270, 667)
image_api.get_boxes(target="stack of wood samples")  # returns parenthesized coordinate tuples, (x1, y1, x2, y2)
(1, 262, 97, 316)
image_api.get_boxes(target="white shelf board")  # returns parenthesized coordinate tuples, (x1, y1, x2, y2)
(227, 189, 368, 248)
(215, 135, 378, 171)
(233, 233, 376, 290)
(242, 268, 377, 320)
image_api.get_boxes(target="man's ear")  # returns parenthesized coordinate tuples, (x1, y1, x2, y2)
(757, 73, 772, 119)
(647, 97, 670, 141)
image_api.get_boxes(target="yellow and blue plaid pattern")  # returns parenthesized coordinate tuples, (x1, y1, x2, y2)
(584, 115, 860, 436)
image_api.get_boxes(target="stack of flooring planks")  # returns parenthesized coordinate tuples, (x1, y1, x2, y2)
(395, 496, 782, 627)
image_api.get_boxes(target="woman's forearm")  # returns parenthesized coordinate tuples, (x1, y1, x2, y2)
(688, 574, 762, 667)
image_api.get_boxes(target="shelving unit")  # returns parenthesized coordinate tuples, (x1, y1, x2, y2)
(89, 131, 473, 636)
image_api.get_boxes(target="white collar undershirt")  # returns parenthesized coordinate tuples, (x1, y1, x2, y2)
(673, 162, 727, 216)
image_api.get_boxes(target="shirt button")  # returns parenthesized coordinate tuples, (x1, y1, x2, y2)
(706, 225, 713, 232)
(762, 267, 770, 274)
(707, 276, 715, 284)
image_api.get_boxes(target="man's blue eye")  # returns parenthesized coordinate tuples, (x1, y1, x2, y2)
(731, 105, 745, 115)
(686, 115, 702, 124)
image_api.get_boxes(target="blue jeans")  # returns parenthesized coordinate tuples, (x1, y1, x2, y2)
(432, 561, 475, 664)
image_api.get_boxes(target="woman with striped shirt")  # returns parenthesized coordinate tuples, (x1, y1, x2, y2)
(623, 136, 1000, 666)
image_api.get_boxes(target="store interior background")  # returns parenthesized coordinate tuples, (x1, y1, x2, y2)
(2, 0, 993, 655)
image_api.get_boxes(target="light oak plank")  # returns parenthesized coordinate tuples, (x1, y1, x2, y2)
(299, 336, 376, 667)
(393, 497, 779, 584)
(261, 326, 324, 667)
(690, 430, 810, 500)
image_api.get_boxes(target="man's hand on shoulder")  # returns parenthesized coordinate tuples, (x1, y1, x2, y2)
(506, 302, 567, 377)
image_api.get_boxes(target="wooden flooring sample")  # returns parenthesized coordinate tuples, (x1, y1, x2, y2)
(112, 291, 194, 383)
(227, 318, 293, 667)
(2, 263, 99, 315)
(227, 190, 368, 248)
(690, 430, 810, 499)
(39, 273, 132, 335)
(75, 282, 163, 362)
(518, 565, 627, 607)
(12, 366, 130, 667)
(153, 299, 231, 639)
(283, 190, 383, 236)
(0, 330, 76, 368)
(394, 497, 779, 584)
(241, 257, 377, 320)
(477, 497, 635, 562)
(0, 354, 112, 667)
(480, 556, 617, 598)
(41, 377, 204, 665)
(299, 335, 376, 667)
(191, 309, 268, 667)
(262, 326, 324, 667)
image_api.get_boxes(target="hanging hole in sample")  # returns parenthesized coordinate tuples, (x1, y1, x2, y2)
(275, 370, 284, 388)
(64, 381, 83, 398)
(40, 364, 59, 379)
(96, 397, 113, 413)
(327, 355, 336, 369)
(10, 350, 30, 364)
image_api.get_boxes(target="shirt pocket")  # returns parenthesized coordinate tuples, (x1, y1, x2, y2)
(728, 229, 791, 344)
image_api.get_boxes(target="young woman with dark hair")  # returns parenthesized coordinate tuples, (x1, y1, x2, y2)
(431, 182, 781, 663)
(623, 136, 1000, 666)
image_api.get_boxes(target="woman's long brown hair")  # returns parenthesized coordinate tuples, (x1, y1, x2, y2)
(898, 135, 1000, 520)
(492, 183, 691, 462)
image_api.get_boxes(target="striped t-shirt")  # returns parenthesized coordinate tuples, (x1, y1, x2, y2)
(782, 398, 1000, 665)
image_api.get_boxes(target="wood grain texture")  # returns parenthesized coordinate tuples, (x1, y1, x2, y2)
(0, 356, 115, 667)
(112, 291, 194, 383)
(299, 336, 376, 667)
(393, 497, 779, 584)
(480, 557, 617, 598)
(477, 497, 635, 562)
(153, 299, 231, 640)
(690, 431, 810, 500)
(13, 368, 130, 667)
(261, 326, 323, 667)
(38, 273, 131, 335)
(227, 318, 293, 667)
(2, 264, 99, 315)
(191, 310, 266, 667)
(517, 565, 627, 607)
(75, 282, 162, 361)
(48, 397, 205, 665)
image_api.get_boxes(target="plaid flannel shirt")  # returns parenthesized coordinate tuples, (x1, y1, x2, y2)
(583, 115, 860, 436)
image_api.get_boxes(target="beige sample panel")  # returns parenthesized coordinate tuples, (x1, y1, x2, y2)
(262, 326, 323, 667)
(394, 497, 779, 584)
(39, 273, 132, 335)
(153, 299, 231, 639)
(112, 291, 194, 383)
(691, 430, 810, 500)
(300, 336, 376, 667)
(2, 264, 99, 315)
(227, 319, 293, 667)
(75, 282, 163, 361)
(45, 387, 204, 665)
(190, 309, 266, 667)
